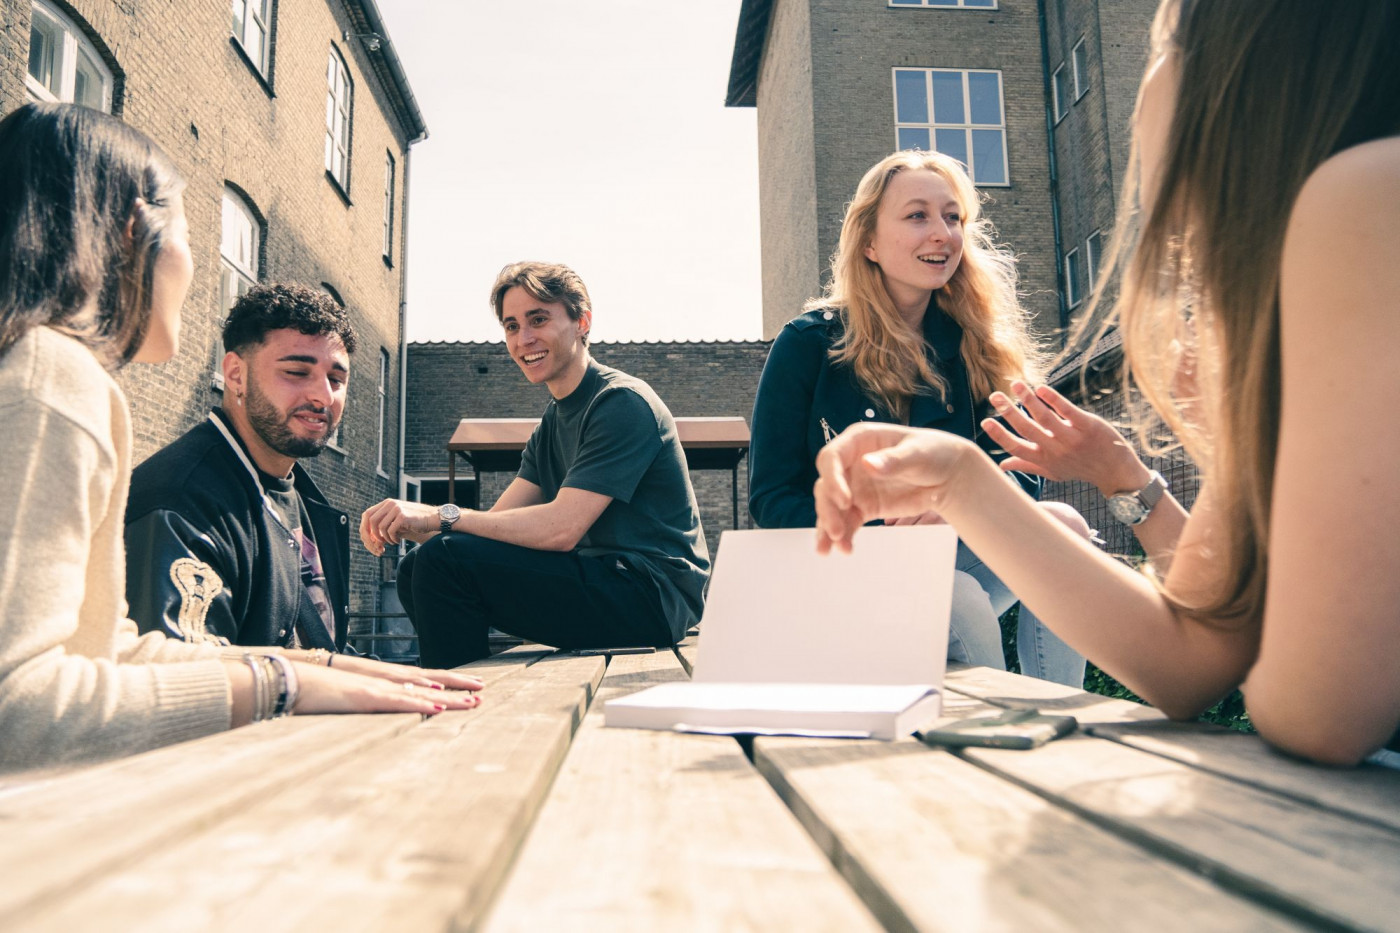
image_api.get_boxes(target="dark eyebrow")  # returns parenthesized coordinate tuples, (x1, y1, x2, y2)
(277, 354, 348, 374)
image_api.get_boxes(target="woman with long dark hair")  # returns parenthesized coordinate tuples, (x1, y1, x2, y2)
(0, 103, 480, 775)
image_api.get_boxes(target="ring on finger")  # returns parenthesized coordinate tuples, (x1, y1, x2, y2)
(403, 682, 416, 693)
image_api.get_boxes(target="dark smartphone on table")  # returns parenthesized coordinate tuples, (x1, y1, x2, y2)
(918, 708, 1078, 750)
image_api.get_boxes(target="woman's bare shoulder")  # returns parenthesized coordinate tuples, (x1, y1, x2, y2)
(1291, 137, 1400, 224)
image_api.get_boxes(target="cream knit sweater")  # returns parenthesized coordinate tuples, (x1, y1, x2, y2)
(0, 327, 231, 774)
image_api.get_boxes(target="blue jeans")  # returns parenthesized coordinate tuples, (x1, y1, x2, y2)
(946, 542, 1086, 688)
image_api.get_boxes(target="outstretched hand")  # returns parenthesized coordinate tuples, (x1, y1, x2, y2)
(328, 652, 485, 693)
(983, 382, 1150, 495)
(291, 662, 482, 716)
(813, 423, 976, 554)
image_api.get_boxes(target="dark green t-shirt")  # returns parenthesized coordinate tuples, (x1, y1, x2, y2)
(518, 361, 710, 640)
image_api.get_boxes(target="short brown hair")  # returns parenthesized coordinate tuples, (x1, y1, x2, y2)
(490, 261, 592, 344)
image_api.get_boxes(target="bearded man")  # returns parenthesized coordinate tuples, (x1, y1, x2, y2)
(125, 283, 356, 650)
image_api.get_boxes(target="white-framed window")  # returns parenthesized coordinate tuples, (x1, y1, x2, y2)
(220, 189, 260, 314)
(231, 0, 272, 77)
(26, 1, 113, 111)
(1086, 230, 1103, 290)
(217, 188, 262, 389)
(1051, 63, 1069, 123)
(320, 284, 346, 449)
(1072, 37, 1090, 100)
(383, 152, 395, 261)
(376, 348, 390, 474)
(1064, 248, 1083, 309)
(888, 0, 997, 7)
(325, 47, 352, 191)
(893, 68, 1009, 186)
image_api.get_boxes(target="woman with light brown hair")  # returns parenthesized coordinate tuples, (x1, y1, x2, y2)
(749, 149, 1087, 686)
(813, 0, 1400, 764)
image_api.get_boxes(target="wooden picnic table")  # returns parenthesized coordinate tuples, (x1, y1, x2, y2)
(2, 644, 1397, 931)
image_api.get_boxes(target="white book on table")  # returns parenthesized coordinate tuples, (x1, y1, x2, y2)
(604, 525, 956, 740)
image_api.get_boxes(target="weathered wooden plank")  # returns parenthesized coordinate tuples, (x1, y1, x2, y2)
(482, 651, 881, 932)
(961, 734, 1400, 931)
(18, 652, 606, 932)
(755, 736, 1304, 932)
(0, 712, 421, 927)
(460, 645, 554, 685)
(1088, 720, 1400, 835)
(943, 664, 1165, 725)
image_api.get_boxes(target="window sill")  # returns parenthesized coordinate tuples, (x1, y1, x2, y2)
(325, 170, 352, 206)
(229, 37, 275, 98)
(325, 442, 347, 457)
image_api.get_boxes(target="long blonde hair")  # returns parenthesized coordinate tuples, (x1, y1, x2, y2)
(1094, 0, 1400, 624)
(811, 150, 1042, 421)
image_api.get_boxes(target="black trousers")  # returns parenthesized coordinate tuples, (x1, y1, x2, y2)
(397, 532, 675, 668)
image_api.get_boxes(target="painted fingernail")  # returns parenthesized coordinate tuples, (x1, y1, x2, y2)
(429, 682, 444, 690)
(433, 704, 446, 712)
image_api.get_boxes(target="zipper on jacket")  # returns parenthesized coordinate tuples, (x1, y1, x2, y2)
(820, 417, 835, 444)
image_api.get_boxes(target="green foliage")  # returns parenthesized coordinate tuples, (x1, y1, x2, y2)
(1000, 605, 1254, 733)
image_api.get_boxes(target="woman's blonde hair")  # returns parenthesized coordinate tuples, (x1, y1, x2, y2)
(811, 149, 1042, 421)
(1091, 0, 1400, 625)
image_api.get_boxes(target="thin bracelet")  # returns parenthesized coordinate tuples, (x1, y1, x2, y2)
(304, 648, 331, 667)
(267, 654, 300, 716)
(241, 653, 268, 722)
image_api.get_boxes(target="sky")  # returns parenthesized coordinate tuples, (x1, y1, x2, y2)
(373, 0, 763, 344)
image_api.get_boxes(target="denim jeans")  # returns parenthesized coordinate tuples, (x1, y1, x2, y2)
(946, 541, 1086, 688)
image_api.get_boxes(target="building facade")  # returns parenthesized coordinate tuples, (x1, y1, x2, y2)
(2, 0, 426, 615)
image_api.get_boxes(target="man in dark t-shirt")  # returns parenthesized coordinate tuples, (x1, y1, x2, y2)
(361, 262, 710, 667)
(125, 284, 356, 650)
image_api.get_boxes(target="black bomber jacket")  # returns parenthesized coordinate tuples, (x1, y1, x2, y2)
(123, 408, 350, 650)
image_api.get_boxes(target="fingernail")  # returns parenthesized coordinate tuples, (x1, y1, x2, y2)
(429, 682, 444, 690)
(433, 704, 446, 712)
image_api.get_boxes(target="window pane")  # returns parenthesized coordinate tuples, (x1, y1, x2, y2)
(934, 128, 968, 169)
(28, 19, 57, 90)
(964, 0, 996, 6)
(930, 72, 964, 124)
(890, 0, 923, 5)
(1052, 68, 1067, 120)
(898, 127, 930, 151)
(970, 129, 1005, 184)
(231, 0, 245, 40)
(245, 22, 264, 70)
(894, 70, 928, 124)
(967, 72, 1001, 125)
(1073, 43, 1089, 97)
(928, 0, 958, 6)
(1065, 252, 1081, 305)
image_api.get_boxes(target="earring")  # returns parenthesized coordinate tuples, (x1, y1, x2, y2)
(236, 392, 244, 407)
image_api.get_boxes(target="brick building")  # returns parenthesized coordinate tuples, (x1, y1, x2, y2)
(3, 0, 426, 614)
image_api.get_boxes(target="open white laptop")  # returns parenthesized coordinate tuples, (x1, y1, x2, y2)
(604, 525, 957, 739)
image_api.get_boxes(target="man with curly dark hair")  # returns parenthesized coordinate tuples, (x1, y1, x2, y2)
(124, 283, 359, 650)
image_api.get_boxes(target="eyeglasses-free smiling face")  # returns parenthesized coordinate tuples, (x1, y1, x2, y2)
(500, 286, 591, 397)
(862, 168, 966, 318)
(240, 329, 349, 462)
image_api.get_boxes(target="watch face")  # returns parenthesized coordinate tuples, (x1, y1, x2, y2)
(1108, 494, 1147, 525)
(439, 504, 461, 524)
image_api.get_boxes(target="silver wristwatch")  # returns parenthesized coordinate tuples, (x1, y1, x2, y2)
(438, 503, 461, 535)
(1107, 471, 1167, 526)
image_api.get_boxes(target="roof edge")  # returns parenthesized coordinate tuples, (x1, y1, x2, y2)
(345, 0, 428, 143)
(725, 0, 775, 108)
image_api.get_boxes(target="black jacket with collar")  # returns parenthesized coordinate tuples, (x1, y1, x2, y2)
(123, 408, 350, 650)
(748, 304, 1041, 529)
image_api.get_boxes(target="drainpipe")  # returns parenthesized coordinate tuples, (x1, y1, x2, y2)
(397, 138, 421, 500)
(1037, 0, 1069, 334)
